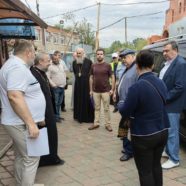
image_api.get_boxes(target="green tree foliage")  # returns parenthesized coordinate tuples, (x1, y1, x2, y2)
(55, 18, 95, 48)
(105, 38, 148, 54)
(133, 38, 148, 51)
(76, 18, 95, 48)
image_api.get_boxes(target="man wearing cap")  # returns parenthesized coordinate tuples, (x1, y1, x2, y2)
(110, 52, 120, 79)
(110, 52, 121, 112)
(116, 51, 126, 81)
(116, 49, 138, 161)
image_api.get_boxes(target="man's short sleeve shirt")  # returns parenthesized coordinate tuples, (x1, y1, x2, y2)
(0, 56, 46, 125)
(91, 62, 112, 93)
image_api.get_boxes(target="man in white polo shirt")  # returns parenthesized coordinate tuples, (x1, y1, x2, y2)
(0, 39, 46, 186)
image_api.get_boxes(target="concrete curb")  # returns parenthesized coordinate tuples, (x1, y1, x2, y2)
(0, 140, 13, 158)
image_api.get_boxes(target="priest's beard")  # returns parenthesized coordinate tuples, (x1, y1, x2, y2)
(76, 57, 84, 64)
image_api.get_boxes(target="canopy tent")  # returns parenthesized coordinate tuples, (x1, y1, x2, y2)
(0, 0, 47, 65)
(0, 0, 47, 28)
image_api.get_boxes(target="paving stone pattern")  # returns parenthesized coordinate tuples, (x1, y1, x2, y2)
(1, 86, 186, 186)
(0, 126, 12, 158)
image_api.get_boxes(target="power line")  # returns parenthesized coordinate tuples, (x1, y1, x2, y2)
(99, 11, 163, 31)
(42, 0, 169, 20)
(43, 4, 97, 19)
(24, 0, 31, 9)
(102, 0, 170, 6)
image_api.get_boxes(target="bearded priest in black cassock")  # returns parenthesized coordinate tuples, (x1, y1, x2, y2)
(72, 48, 94, 123)
(30, 52, 64, 166)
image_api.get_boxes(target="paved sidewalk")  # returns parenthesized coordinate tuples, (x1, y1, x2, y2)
(1, 86, 186, 185)
(0, 126, 12, 159)
(0, 148, 15, 186)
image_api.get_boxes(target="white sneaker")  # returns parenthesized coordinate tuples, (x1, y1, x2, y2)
(162, 159, 179, 169)
(162, 151, 169, 158)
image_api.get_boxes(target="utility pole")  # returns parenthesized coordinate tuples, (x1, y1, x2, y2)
(125, 17, 127, 44)
(95, 1, 101, 51)
(36, 0, 40, 17)
(36, 0, 46, 50)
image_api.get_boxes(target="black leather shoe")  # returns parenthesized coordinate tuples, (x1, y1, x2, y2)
(39, 158, 65, 167)
(120, 154, 133, 161)
(54, 158, 65, 165)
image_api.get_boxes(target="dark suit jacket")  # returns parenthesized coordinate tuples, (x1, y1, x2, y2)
(118, 72, 169, 136)
(162, 55, 186, 113)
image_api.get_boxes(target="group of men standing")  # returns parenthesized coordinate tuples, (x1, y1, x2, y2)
(72, 48, 115, 132)
(111, 41, 186, 171)
(0, 39, 186, 186)
(0, 40, 68, 185)
(73, 41, 186, 171)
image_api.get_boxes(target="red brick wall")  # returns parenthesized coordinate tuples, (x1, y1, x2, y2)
(164, 0, 186, 30)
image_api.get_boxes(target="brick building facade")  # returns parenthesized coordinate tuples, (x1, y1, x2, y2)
(34, 26, 80, 53)
(148, 0, 186, 43)
(164, 0, 186, 31)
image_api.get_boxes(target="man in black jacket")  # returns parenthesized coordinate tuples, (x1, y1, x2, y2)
(31, 52, 64, 166)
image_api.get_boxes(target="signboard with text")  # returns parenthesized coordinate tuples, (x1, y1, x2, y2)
(0, 19, 35, 39)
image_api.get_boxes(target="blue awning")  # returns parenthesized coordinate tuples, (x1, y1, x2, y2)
(0, 18, 35, 39)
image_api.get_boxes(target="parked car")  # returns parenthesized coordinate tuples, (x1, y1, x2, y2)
(143, 37, 186, 142)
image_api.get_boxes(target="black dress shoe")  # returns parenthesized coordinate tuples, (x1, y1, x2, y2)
(120, 154, 133, 161)
(54, 158, 65, 165)
(39, 159, 65, 167)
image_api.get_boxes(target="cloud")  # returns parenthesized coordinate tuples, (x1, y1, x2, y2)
(21, 0, 169, 46)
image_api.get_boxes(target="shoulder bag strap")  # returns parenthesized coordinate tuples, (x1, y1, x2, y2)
(141, 79, 166, 104)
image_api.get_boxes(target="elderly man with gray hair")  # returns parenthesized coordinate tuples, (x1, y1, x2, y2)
(72, 48, 94, 123)
(31, 52, 64, 167)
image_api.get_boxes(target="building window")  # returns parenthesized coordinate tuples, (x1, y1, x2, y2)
(60, 36, 65, 44)
(53, 34, 58, 44)
(35, 29, 40, 40)
(179, 2, 182, 13)
(46, 32, 51, 42)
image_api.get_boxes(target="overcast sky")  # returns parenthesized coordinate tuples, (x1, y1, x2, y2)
(21, 0, 170, 47)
